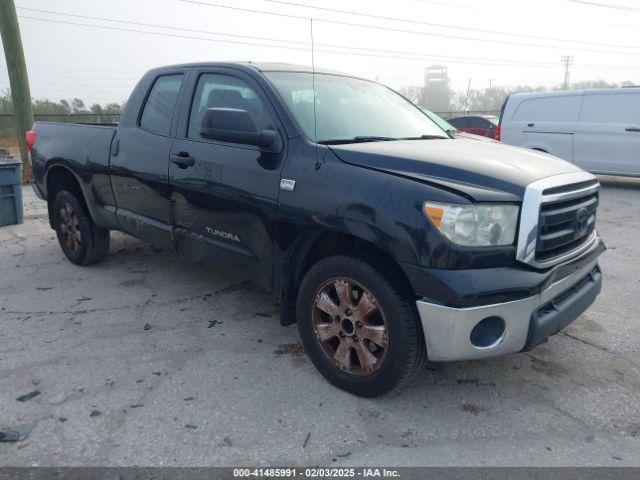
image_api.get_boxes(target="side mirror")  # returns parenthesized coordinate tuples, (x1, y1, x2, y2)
(199, 108, 278, 149)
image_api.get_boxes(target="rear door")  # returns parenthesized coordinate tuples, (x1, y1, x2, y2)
(573, 90, 640, 175)
(110, 72, 186, 248)
(504, 94, 582, 162)
(169, 68, 286, 287)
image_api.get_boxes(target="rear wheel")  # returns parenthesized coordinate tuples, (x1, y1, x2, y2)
(297, 255, 425, 397)
(52, 190, 110, 265)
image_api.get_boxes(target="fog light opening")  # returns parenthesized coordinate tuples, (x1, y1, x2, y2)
(470, 316, 506, 349)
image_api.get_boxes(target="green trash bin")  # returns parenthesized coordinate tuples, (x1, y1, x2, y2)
(0, 158, 24, 227)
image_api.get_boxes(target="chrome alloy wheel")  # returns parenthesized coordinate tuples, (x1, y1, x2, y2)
(310, 277, 390, 376)
(58, 200, 82, 252)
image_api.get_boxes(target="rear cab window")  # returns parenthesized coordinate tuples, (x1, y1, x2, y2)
(139, 74, 184, 135)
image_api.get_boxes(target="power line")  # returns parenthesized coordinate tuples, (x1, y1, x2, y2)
(17, 14, 589, 69)
(16, 7, 565, 67)
(0, 71, 139, 82)
(22, 81, 135, 87)
(3, 65, 144, 74)
(9, 71, 138, 77)
(572, 64, 640, 69)
(1, 73, 140, 81)
(401, 0, 475, 9)
(17, 6, 310, 47)
(0, 113, 122, 117)
(14, 8, 640, 73)
(567, 0, 640, 11)
(266, 0, 640, 50)
(22, 89, 132, 94)
(179, 0, 640, 55)
(18, 7, 584, 66)
(17, 15, 311, 51)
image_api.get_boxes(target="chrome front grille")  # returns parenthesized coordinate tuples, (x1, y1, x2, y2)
(516, 172, 600, 269)
(536, 186, 598, 262)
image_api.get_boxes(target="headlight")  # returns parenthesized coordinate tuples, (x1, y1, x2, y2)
(423, 202, 519, 247)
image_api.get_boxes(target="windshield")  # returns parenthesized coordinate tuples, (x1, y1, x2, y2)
(421, 108, 456, 132)
(265, 72, 448, 144)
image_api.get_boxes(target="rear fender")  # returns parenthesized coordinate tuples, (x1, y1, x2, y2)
(44, 162, 117, 229)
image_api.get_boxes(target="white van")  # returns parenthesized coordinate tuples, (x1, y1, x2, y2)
(500, 87, 640, 176)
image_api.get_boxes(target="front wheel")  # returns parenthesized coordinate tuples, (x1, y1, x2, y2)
(296, 255, 425, 397)
(52, 190, 110, 266)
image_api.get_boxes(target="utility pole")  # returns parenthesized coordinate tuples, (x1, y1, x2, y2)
(488, 78, 495, 90)
(561, 55, 574, 90)
(463, 78, 471, 112)
(0, 0, 34, 182)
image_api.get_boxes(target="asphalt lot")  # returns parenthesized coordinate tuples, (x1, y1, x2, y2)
(1, 177, 639, 467)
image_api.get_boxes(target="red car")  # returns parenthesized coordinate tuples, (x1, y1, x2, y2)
(448, 115, 500, 140)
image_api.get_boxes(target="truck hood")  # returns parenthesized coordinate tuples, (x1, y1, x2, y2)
(329, 138, 582, 201)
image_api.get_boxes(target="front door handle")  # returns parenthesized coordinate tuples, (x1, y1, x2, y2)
(170, 152, 195, 168)
(527, 123, 535, 127)
(625, 127, 640, 132)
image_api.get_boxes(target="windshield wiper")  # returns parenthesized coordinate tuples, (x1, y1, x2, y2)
(401, 134, 449, 140)
(320, 136, 397, 145)
(353, 136, 397, 142)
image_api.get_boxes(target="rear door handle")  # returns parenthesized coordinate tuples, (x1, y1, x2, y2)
(527, 123, 535, 127)
(625, 127, 640, 132)
(170, 152, 195, 168)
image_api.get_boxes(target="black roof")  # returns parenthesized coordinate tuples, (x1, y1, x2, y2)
(150, 62, 344, 76)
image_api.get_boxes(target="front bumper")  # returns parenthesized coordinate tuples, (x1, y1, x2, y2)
(415, 252, 603, 362)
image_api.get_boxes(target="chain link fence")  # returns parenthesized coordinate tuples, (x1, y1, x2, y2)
(433, 110, 500, 120)
(0, 110, 501, 158)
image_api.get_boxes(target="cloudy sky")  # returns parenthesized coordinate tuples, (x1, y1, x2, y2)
(1, 0, 639, 105)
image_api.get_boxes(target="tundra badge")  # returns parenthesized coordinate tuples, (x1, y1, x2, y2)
(205, 227, 240, 243)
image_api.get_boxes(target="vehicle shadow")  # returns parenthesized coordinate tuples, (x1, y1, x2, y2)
(597, 174, 640, 190)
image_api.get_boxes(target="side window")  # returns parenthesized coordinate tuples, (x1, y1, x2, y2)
(469, 117, 488, 128)
(580, 93, 640, 125)
(188, 74, 273, 140)
(139, 74, 184, 135)
(449, 117, 468, 128)
(512, 95, 582, 123)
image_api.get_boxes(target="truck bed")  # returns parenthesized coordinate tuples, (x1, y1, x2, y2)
(30, 121, 119, 229)
(30, 121, 116, 181)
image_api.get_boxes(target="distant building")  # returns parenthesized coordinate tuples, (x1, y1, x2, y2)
(419, 65, 451, 112)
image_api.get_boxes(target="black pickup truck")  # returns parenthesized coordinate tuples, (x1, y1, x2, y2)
(28, 63, 604, 396)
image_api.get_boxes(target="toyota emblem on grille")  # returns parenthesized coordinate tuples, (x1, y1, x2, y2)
(575, 207, 589, 235)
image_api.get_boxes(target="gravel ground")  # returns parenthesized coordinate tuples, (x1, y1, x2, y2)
(0, 178, 639, 467)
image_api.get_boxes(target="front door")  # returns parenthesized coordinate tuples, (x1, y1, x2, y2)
(169, 69, 286, 288)
(574, 91, 640, 175)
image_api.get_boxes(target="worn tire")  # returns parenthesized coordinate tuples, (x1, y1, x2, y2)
(296, 255, 426, 397)
(52, 190, 110, 266)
